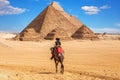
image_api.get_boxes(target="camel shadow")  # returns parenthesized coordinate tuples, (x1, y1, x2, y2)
(38, 72, 54, 74)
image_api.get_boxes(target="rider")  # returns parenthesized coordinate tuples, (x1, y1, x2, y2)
(50, 38, 64, 60)
(55, 38, 61, 46)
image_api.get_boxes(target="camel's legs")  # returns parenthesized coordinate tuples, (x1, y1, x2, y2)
(55, 60, 59, 73)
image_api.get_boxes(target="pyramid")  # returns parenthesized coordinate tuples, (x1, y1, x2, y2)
(14, 1, 98, 41)
(71, 25, 98, 39)
(44, 27, 71, 40)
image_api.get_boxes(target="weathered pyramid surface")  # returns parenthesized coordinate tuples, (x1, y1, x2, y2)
(71, 25, 98, 39)
(51, 2, 83, 27)
(45, 27, 71, 40)
(14, 1, 97, 41)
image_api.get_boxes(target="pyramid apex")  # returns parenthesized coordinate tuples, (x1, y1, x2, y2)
(50, 1, 56, 5)
(50, 1, 63, 11)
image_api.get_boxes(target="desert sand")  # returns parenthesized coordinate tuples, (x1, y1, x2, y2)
(0, 33, 120, 80)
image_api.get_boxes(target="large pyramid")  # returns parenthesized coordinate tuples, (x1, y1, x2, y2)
(14, 2, 98, 41)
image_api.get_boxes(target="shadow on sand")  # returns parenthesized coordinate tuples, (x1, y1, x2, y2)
(67, 70, 120, 80)
(38, 72, 54, 74)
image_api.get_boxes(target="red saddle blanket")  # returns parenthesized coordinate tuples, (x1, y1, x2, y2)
(55, 46, 64, 54)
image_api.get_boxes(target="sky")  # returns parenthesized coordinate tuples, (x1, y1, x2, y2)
(0, 0, 120, 33)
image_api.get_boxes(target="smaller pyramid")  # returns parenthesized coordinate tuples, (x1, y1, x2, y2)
(71, 25, 98, 39)
(44, 27, 70, 40)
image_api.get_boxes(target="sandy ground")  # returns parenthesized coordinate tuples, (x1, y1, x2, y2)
(0, 33, 120, 80)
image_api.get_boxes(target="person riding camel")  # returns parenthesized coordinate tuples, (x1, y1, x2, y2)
(50, 38, 64, 60)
